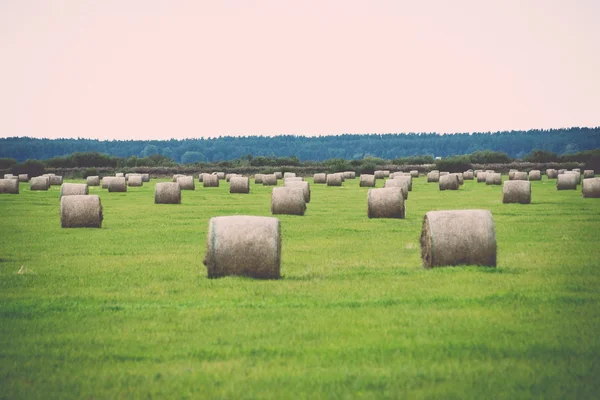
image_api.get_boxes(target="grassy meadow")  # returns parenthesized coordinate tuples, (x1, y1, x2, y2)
(0, 174, 599, 399)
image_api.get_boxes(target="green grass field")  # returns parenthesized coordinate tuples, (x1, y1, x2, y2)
(1, 175, 599, 399)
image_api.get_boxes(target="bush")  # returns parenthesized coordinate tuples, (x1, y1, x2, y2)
(523, 150, 559, 163)
(469, 150, 512, 164)
(82, 167, 98, 178)
(0, 158, 17, 170)
(434, 155, 472, 173)
(11, 159, 45, 177)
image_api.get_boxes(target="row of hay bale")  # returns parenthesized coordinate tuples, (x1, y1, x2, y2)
(3, 174, 30, 182)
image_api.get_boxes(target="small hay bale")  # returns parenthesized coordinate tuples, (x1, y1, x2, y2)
(274, 172, 283, 179)
(284, 180, 310, 203)
(439, 174, 459, 190)
(326, 173, 342, 186)
(513, 172, 528, 181)
(271, 187, 306, 215)
(387, 176, 411, 196)
(485, 170, 495, 174)
(420, 209, 496, 268)
(230, 176, 250, 194)
(583, 170, 595, 179)
(203, 174, 219, 187)
(473, 170, 482, 177)
(439, 172, 449, 176)
(476, 172, 487, 182)
(18, 174, 29, 182)
(86, 176, 100, 186)
(261, 174, 277, 186)
(410, 170, 419, 178)
(115, 173, 124, 178)
(284, 177, 304, 183)
(42, 173, 55, 177)
(60, 195, 103, 228)
(101, 176, 116, 189)
(343, 171, 356, 179)
(452, 173, 464, 185)
(582, 178, 600, 198)
(336, 172, 345, 182)
(565, 171, 581, 185)
(558, 169, 566, 175)
(485, 173, 502, 185)
(502, 181, 531, 204)
(427, 171, 440, 182)
(360, 174, 376, 187)
(60, 183, 88, 198)
(30, 176, 49, 191)
(528, 170, 541, 181)
(392, 174, 412, 190)
(128, 175, 143, 187)
(546, 169, 558, 179)
(556, 174, 578, 190)
(463, 171, 474, 180)
(198, 173, 205, 182)
(0, 179, 19, 194)
(254, 174, 264, 184)
(108, 177, 127, 192)
(141, 174, 150, 182)
(283, 172, 296, 179)
(177, 176, 195, 190)
(383, 170, 390, 178)
(367, 187, 405, 218)
(215, 172, 225, 180)
(172, 174, 185, 182)
(313, 173, 327, 184)
(508, 171, 517, 180)
(203, 215, 281, 279)
(573, 168, 581, 173)
(3, 174, 16, 179)
(155, 182, 181, 204)
(374, 170, 386, 179)
(226, 173, 239, 182)
(49, 175, 63, 186)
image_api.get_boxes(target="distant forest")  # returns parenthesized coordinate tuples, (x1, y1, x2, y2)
(1, 127, 599, 163)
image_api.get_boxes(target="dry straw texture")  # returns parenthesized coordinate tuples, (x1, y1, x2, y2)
(230, 176, 250, 194)
(452, 173, 464, 185)
(271, 187, 306, 215)
(528, 170, 541, 181)
(584, 170, 595, 179)
(573, 168, 581, 173)
(115, 173, 124, 178)
(18, 174, 29, 182)
(141, 173, 150, 182)
(60, 183, 88, 198)
(476, 172, 487, 183)
(367, 187, 405, 218)
(155, 182, 181, 204)
(172, 174, 185, 182)
(582, 178, 600, 198)
(410, 170, 419, 178)
(3, 174, 15, 179)
(177, 176, 195, 190)
(60, 195, 103, 228)
(486, 173, 502, 185)
(108, 177, 127, 192)
(360, 174, 376, 187)
(284, 177, 304, 183)
(284, 180, 310, 203)
(261, 174, 277, 186)
(254, 174, 264, 184)
(86, 176, 100, 186)
(393, 175, 413, 190)
(101, 176, 116, 189)
(439, 174, 459, 190)
(508, 171, 517, 180)
(427, 171, 440, 182)
(198, 173, 205, 182)
(274, 172, 283, 179)
(0, 179, 19, 194)
(566, 171, 581, 185)
(558, 169, 567, 175)
(513, 172, 528, 181)
(326, 173, 342, 186)
(386, 176, 410, 197)
(343, 171, 356, 179)
(374, 170, 386, 179)
(283, 172, 296, 179)
(203, 215, 281, 279)
(503, 181, 531, 204)
(420, 209, 496, 268)
(30, 176, 49, 191)
(49, 176, 63, 186)
(439, 171, 449, 176)
(463, 171, 474, 180)
(128, 175, 143, 187)
(215, 172, 226, 180)
(313, 173, 327, 184)
(474, 169, 482, 177)
(203, 174, 219, 187)
(226, 173, 239, 182)
(546, 169, 558, 179)
(556, 174, 578, 190)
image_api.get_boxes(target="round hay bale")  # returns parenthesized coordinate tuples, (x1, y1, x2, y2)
(485, 173, 502, 185)
(374, 170, 386, 179)
(556, 173, 578, 190)
(101, 176, 116, 189)
(573, 168, 581, 173)
(386, 176, 410, 197)
(565, 171, 581, 185)
(254, 174, 264, 184)
(420, 209, 496, 268)
(198, 173, 205, 182)
(86, 176, 100, 186)
(313, 173, 327, 184)
(558, 169, 566, 175)
(283, 172, 296, 179)
(502, 181, 531, 204)
(546, 169, 558, 179)
(485, 170, 495, 174)
(108, 177, 127, 192)
(230, 176, 250, 194)
(30, 176, 50, 191)
(452, 173, 464, 185)
(60, 195, 103, 228)
(274, 172, 283, 179)
(225, 173, 239, 182)
(177, 176, 195, 190)
(343, 171, 356, 179)
(284, 177, 304, 183)
(326, 173, 342, 186)
(155, 182, 181, 204)
(463, 171, 474, 180)
(49, 175, 63, 186)
(3, 174, 16, 179)
(261, 174, 277, 186)
(508, 171, 517, 180)
(427, 171, 440, 182)
(141, 173, 150, 182)
(439, 174, 459, 190)
(410, 170, 419, 178)
(128, 175, 143, 187)
(271, 187, 306, 215)
(203, 215, 281, 279)
(172, 174, 185, 182)
(583, 170, 595, 179)
(42, 173, 55, 177)
(439, 172, 449, 176)
(215, 172, 225, 180)
(203, 174, 219, 187)
(360, 174, 376, 187)
(528, 170, 541, 181)
(393, 175, 412, 190)
(513, 172, 528, 181)
(0, 179, 19, 194)
(383, 170, 390, 178)
(582, 178, 600, 198)
(18, 174, 29, 182)
(473, 170, 482, 177)
(284, 180, 310, 203)
(115, 173, 124, 178)
(336, 172, 345, 182)
(60, 183, 88, 198)
(476, 172, 487, 183)
(367, 187, 405, 219)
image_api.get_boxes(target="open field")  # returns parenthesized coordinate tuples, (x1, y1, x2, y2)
(1, 175, 599, 399)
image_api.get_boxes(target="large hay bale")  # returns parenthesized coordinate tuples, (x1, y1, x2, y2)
(60, 195, 103, 228)
(254, 174, 264, 184)
(115, 173, 124, 178)
(30, 176, 50, 191)
(141, 173, 150, 182)
(108, 177, 127, 192)
(556, 173, 578, 190)
(172, 174, 185, 182)
(528, 170, 541, 181)
(427, 171, 440, 182)
(410, 170, 419, 178)
(420, 209, 496, 268)
(452, 172, 464, 185)
(485, 173, 502, 185)
(261, 174, 277, 186)
(565, 170, 581, 185)
(155, 182, 181, 204)
(476, 172, 487, 183)
(374, 170, 386, 179)
(582, 178, 600, 198)
(360, 174, 376, 187)
(546, 169, 558, 179)
(313, 173, 327, 184)
(463, 171, 474, 180)
(343, 171, 356, 179)
(439, 174, 459, 190)
(128, 175, 143, 187)
(203, 216, 281, 279)
(0, 179, 19, 194)
(86, 176, 100, 186)
(502, 181, 531, 204)
(367, 187, 405, 218)
(230, 176, 250, 194)
(177, 176, 195, 190)
(49, 175, 63, 186)
(274, 172, 283, 179)
(326, 173, 342, 186)
(513, 172, 528, 181)
(203, 174, 219, 187)
(583, 170, 595, 179)
(284, 180, 310, 203)
(271, 187, 306, 215)
(283, 172, 296, 179)
(60, 183, 88, 198)
(18, 174, 29, 182)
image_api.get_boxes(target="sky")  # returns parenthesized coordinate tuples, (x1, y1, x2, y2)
(1, 0, 598, 140)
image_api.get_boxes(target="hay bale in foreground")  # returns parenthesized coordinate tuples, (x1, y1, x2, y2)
(155, 182, 181, 204)
(254, 174, 264, 184)
(343, 171, 356, 179)
(86, 176, 100, 186)
(486, 173, 502, 185)
(314, 173, 327, 184)
(326, 173, 342, 186)
(177, 176, 195, 190)
(368, 187, 405, 218)
(108, 177, 127, 192)
(271, 187, 306, 215)
(427, 171, 440, 182)
(528, 170, 541, 181)
(49, 176, 63, 186)
(60, 183, 88, 198)
(582, 178, 600, 198)
(203, 216, 281, 279)
(503, 181, 531, 204)
(557, 174, 578, 190)
(18, 174, 29, 182)
(203, 174, 219, 187)
(128, 175, 143, 187)
(420, 209, 496, 268)
(546, 169, 558, 179)
(584, 170, 595, 179)
(360, 174, 376, 187)
(284, 180, 310, 203)
(513, 172, 528, 181)
(261, 174, 277, 186)
(230, 176, 250, 194)
(439, 174, 459, 190)
(60, 195, 103, 228)
(30, 176, 49, 191)
(0, 179, 19, 194)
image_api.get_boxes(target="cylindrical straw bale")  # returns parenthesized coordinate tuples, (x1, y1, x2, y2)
(274, 172, 283, 179)
(573, 168, 581, 173)
(528, 170, 541, 181)
(225, 173, 239, 182)
(439, 172, 449, 176)
(203, 216, 281, 279)
(359, 174, 376, 187)
(558, 169, 566, 175)
(582, 178, 600, 198)
(477, 172, 487, 183)
(546, 169, 558, 179)
(215, 172, 225, 180)
(254, 174, 264, 184)
(126, 173, 141, 182)
(283, 172, 296, 179)
(271, 187, 306, 215)
(367, 187, 405, 218)
(60, 183, 88, 198)
(427, 171, 440, 182)
(30, 176, 49, 190)
(60, 195, 103, 228)
(565, 171, 581, 185)
(203, 174, 219, 187)
(393, 174, 412, 190)
(583, 170, 595, 179)
(284, 177, 304, 183)
(261, 174, 277, 186)
(374, 170, 386, 179)
(439, 174, 459, 190)
(343, 171, 356, 179)
(386, 176, 410, 197)
(101, 176, 116, 189)
(513, 172, 528, 181)
(485, 170, 495, 174)
(485, 173, 502, 185)
(508, 171, 517, 180)
(452, 173, 464, 185)
(284, 180, 310, 203)
(177, 176, 195, 190)
(198, 173, 205, 182)
(18, 174, 29, 182)
(86, 176, 100, 186)
(42, 173, 55, 177)
(420, 210, 496, 268)
(155, 182, 181, 204)
(3, 174, 15, 179)
(463, 171, 474, 180)
(108, 177, 127, 192)
(503, 181, 531, 204)
(230, 176, 250, 194)
(336, 172, 345, 182)
(474, 169, 482, 177)
(141, 174, 150, 182)
(313, 173, 327, 184)
(410, 170, 419, 178)
(128, 175, 143, 187)
(49, 175, 63, 185)
(115, 173, 124, 178)
(172, 174, 185, 182)
(556, 173, 578, 190)
(326, 173, 343, 186)
(383, 170, 390, 178)
(0, 179, 19, 194)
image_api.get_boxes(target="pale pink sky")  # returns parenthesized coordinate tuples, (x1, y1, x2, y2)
(1, 0, 598, 140)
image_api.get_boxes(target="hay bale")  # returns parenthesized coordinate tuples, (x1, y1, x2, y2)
(420, 209, 496, 268)
(326, 173, 342, 186)
(485, 173, 502, 185)
(86, 176, 100, 186)
(261, 174, 277, 186)
(343, 171, 356, 179)
(360, 174, 376, 187)
(283, 172, 296, 179)
(452, 173, 464, 185)
(155, 182, 181, 204)
(565, 171, 581, 185)
(313, 173, 327, 184)
(508, 171, 517, 180)
(254, 174, 264, 184)
(582, 178, 600, 198)
(556, 173, 578, 190)
(203, 174, 219, 187)
(439, 172, 449, 176)
(271, 187, 306, 215)
(558, 169, 566, 175)
(274, 172, 283, 179)
(203, 215, 281, 279)
(476, 172, 487, 182)
(60, 183, 88, 198)
(528, 170, 541, 181)
(225, 173, 239, 182)
(427, 171, 440, 182)
(546, 169, 558, 179)
(101, 176, 116, 189)
(60, 195, 103, 228)
(128, 175, 143, 187)
(502, 181, 531, 204)
(463, 171, 474, 180)
(198, 173, 205, 182)
(230, 176, 250, 194)
(374, 170, 386, 179)
(172, 174, 185, 182)
(115, 173, 124, 178)
(392, 174, 412, 190)
(439, 174, 459, 190)
(386, 176, 410, 197)
(215, 172, 225, 180)
(284, 177, 304, 183)
(18, 174, 29, 182)
(284, 180, 310, 203)
(367, 187, 405, 218)
(49, 175, 63, 186)
(485, 170, 495, 174)
(573, 168, 581, 173)
(473, 169, 482, 177)
(0, 179, 19, 194)
(108, 177, 127, 192)
(513, 172, 528, 181)
(410, 170, 419, 178)
(3, 174, 16, 179)
(30, 176, 50, 191)
(177, 176, 195, 190)
(583, 170, 595, 179)
(142, 174, 150, 182)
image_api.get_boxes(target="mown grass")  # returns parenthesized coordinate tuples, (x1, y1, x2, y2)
(0, 175, 599, 399)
